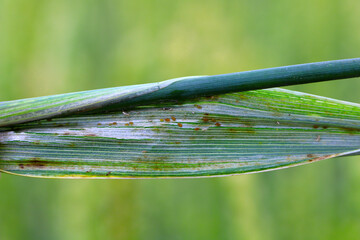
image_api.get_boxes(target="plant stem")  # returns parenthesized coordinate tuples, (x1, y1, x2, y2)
(158, 58, 360, 99)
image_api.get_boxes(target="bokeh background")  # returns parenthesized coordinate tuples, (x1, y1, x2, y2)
(1, 0, 360, 239)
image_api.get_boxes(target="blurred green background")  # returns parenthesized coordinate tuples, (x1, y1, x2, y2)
(1, 0, 360, 239)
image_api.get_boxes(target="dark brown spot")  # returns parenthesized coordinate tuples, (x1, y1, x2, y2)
(63, 132, 71, 135)
(177, 123, 183, 127)
(175, 142, 181, 144)
(194, 128, 201, 131)
(215, 122, 221, 127)
(19, 164, 24, 169)
(26, 158, 50, 168)
(194, 104, 202, 109)
(46, 118, 52, 122)
(106, 171, 111, 176)
(204, 113, 209, 116)
(322, 126, 328, 129)
(313, 125, 319, 129)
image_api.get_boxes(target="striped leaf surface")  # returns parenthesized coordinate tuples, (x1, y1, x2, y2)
(2, 58, 360, 128)
(0, 88, 359, 178)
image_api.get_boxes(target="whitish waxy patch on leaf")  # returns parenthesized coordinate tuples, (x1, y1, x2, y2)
(0, 88, 359, 178)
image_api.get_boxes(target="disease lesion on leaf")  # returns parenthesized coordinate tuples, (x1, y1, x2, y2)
(21, 158, 52, 168)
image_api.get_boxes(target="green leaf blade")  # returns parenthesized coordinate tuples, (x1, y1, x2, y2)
(1, 88, 359, 178)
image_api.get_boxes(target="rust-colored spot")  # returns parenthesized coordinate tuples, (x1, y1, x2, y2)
(19, 164, 24, 169)
(160, 119, 164, 122)
(313, 125, 319, 129)
(194, 104, 202, 109)
(171, 116, 176, 121)
(129, 122, 134, 125)
(204, 113, 209, 116)
(202, 117, 209, 122)
(125, 123, 129, 126)
(177, 123, 183, 127)
(194, 128, 201, 131)
(215, 122, 221, 127)
(340, 127, 360, 134)
(112, 122, 117, 125)
(175, 142, 181, 144)
(85, 134, 97, 137)
(97, 123, 102, 126)
(165, 118, 171, 122)
(142, 150, 147, 153)
(211, 119, 217, 123)
(307, 154, 333, 162)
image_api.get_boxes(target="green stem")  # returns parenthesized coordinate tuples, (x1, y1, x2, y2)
(157, 58, 360, 98)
